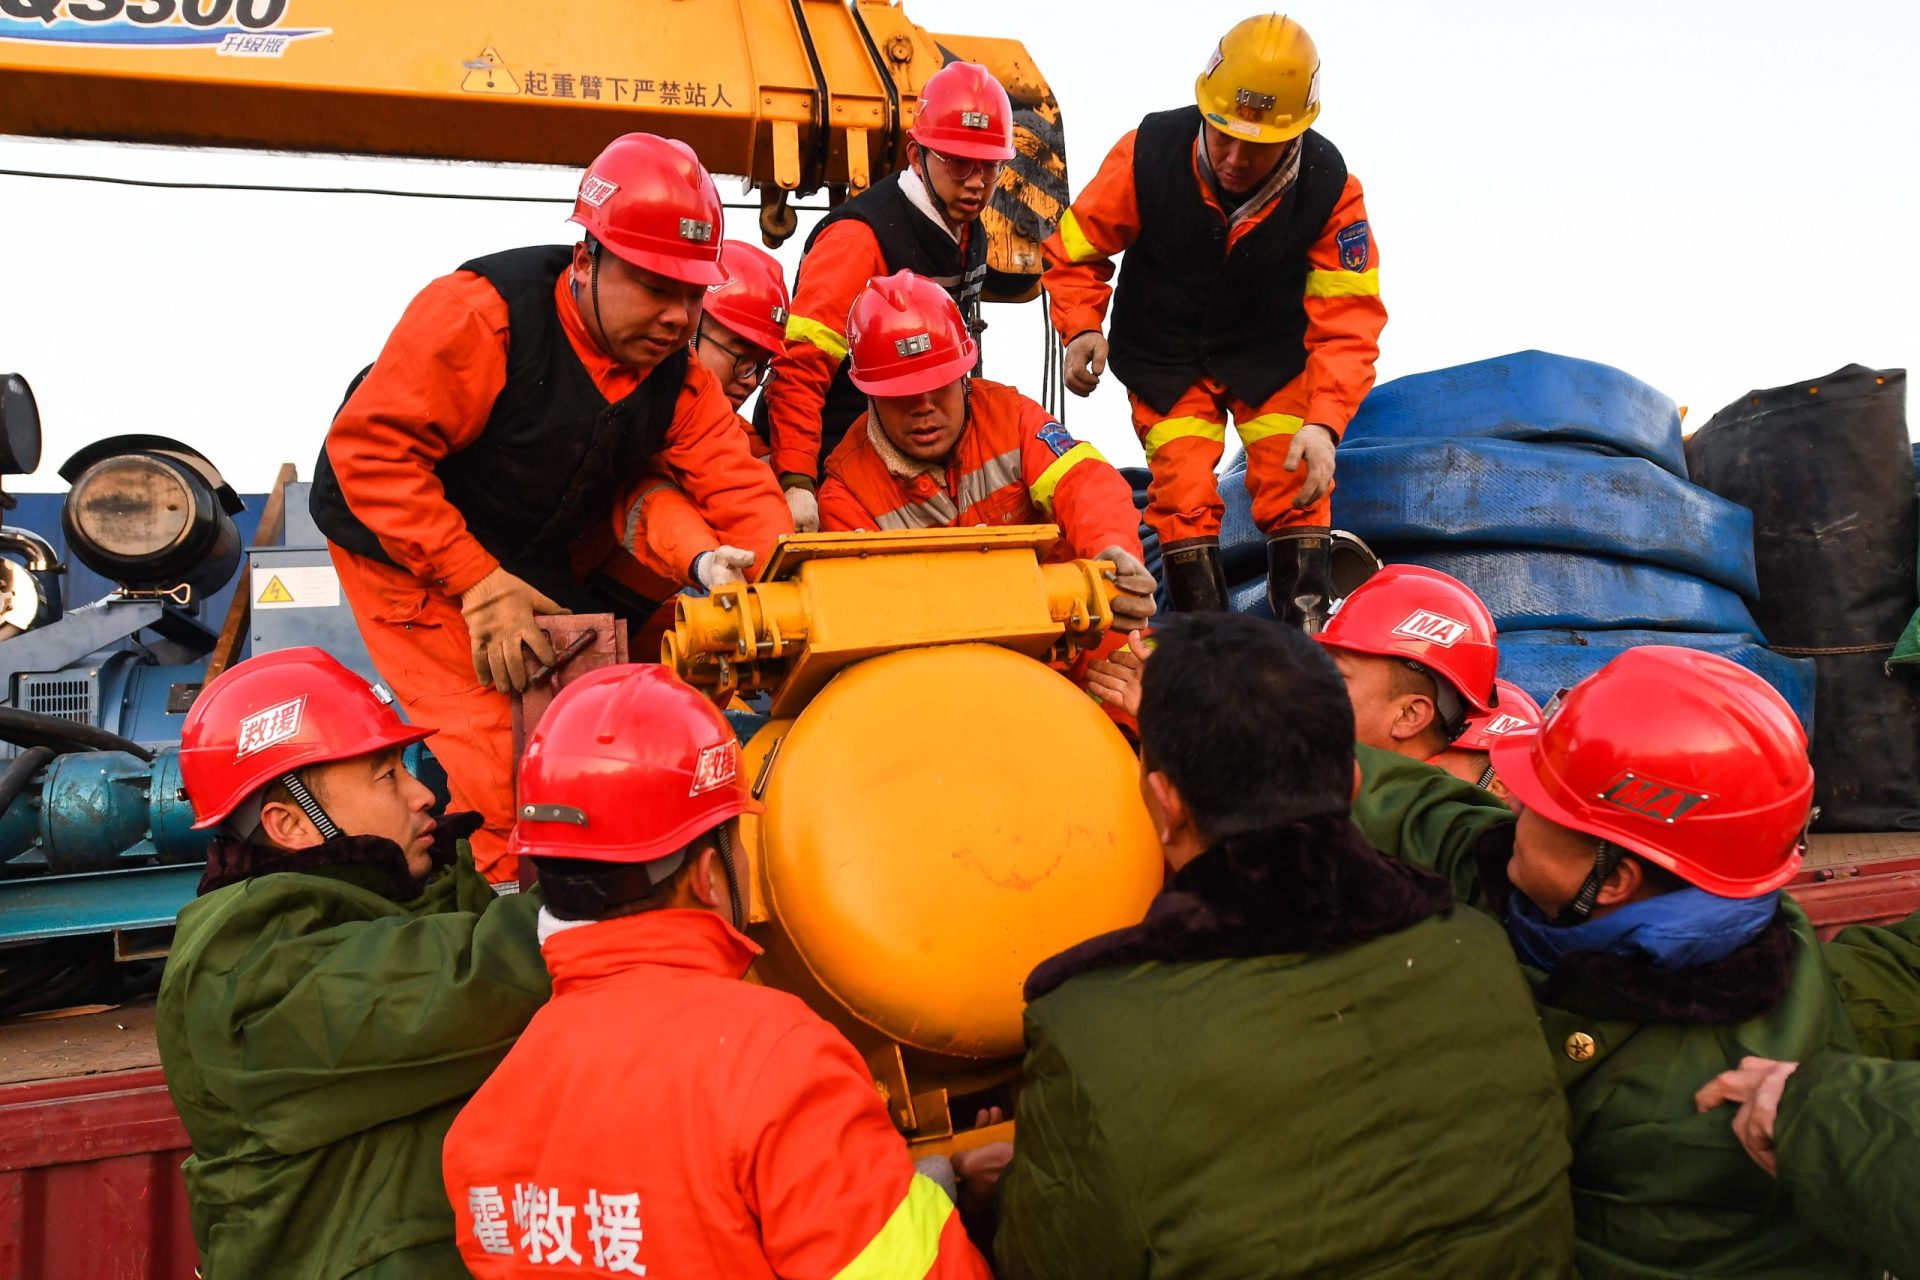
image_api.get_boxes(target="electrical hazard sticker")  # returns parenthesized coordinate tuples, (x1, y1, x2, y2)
(236, 697, 306, 759)
(254, 564, 341, 610)
(1336, 221, 1371, 272)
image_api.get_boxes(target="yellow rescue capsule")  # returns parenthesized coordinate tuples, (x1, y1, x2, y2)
(755, 642, 1162, 1060)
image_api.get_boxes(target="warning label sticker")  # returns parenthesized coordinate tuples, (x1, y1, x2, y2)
(255, 564, 341, 611)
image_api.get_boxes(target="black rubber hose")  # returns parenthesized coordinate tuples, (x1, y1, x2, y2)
(0, 744, 52, 814)
(0, 707, 153, 761)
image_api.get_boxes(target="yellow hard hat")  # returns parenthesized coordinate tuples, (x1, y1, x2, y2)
(1195, 14, 1321, 144)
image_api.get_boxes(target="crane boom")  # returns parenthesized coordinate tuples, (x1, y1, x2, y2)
(0, 0, 1066, 291)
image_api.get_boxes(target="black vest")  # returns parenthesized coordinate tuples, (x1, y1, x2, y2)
(1108, 107, 1347, 415)
(309, 245, 688, 610)
(762, 172, 990, 475)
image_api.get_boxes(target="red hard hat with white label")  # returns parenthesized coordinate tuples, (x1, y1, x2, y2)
(510, 665, 762, 866)
(1454, 679, 1543, 752)
(909, 62, 1017, 161)
(704, 240, 791, 353)
(1490, 646, 1812, 898)
(179, 646, 432, 829)
(568, 132, 727, 287)
(845, 269, 978, 396)
(1315, 563, 1499, 716)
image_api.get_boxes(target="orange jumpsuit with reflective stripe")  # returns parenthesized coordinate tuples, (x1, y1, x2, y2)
(1043, 128, 1386, 543)
(324, 269, 790, 882)
(817, 378, 1142, 562)
(620, 415, 773, 586)
(442, 910, 992, 1279)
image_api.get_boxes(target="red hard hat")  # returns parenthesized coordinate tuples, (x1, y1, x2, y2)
(510, 665, 762, 866)
(1316, 564, 1500, 717)
(568, 133, 727, 287)
(703, 241, 791, 353)
(179, 647, 432, 829)
(845, 270, 978, 396)
(1454, 679, 1544, 752)
(909, 62, 1016, 161)
(1491, 646, 1812, 898)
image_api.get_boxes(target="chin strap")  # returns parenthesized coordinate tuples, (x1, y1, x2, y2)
(1475, 760, 1498, 790)
(278, 770, 341, 842)
(1556, 839, 1626, 926)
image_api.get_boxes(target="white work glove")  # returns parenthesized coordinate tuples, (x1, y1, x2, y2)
(1064, 331, 1109, 398)
(459, 566, 563, 694)
(1098, 545, 1158, 626)
(1284, 424, 1338, 509)
(785, 485, 820, 534)
(693, 545, 757, 591)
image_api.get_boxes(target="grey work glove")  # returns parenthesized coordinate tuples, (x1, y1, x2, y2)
(693, 545, 756, 590)
(459, 566, 563, 694)
(1099, 545, 1158, 626)
(1284, 423, 1338, 509)
(784, 485, 820, 533)
(1064, 330, 1109, 398)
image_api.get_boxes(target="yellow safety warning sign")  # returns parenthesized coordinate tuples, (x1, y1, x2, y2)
(461, 48, 519, 95)
(257, 575, 294, 605)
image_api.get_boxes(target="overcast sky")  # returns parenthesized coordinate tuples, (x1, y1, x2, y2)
(2, 0, 1915, 494)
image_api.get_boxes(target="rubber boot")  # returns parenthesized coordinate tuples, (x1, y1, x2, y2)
(1161, 539, 1230, 613)
(1266, 528, 1335, 633)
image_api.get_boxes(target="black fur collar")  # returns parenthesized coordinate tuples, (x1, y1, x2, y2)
(198, 811, 481, 903)
(1468, 824, 1798, 1024)
(1026, 814, 1456, 1001)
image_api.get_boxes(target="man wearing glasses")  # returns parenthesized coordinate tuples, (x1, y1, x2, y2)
(763, 61, 1016, 532)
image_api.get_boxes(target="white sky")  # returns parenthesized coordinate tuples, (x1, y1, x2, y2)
(2, 0, 1915, 494)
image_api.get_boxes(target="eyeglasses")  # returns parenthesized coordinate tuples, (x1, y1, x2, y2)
(926, 148, 1005, 184)
(697, 323, 773, 385)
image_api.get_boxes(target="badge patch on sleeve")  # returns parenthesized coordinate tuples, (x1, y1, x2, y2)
(1037, 421, 1078, 458)
(1336, 220, 1371, 272)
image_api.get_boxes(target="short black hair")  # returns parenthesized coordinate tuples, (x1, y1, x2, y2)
(1137, 613, 1356, 836)
(532, 827, 718, 922)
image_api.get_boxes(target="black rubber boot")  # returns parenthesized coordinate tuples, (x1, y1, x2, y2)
(1266, 528, 1335, 632)
(1161, 539, 1230, 613)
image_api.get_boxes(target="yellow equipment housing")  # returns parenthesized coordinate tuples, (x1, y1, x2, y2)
(669, 529, 1165, 1148)
(0, 0, 1066, 293)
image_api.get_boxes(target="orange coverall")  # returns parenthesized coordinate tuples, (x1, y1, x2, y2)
(621, 418, 773, 586)
(1043, 130, 1387, 543)
(442, 909, 992, 1279)
(818, 378, 1142, 562)
(325, 269, 789, 882)
(765, 218, 978, 484)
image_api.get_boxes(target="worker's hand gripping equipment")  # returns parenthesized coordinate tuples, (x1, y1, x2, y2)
(179, 646, 431, 830)
(909, 61, 1017, 161)
(1316, 563, 1500, 725)
(705, 241, 792, 353)
(1490, 646, 1813, 899)
(1196, 14, 1322, 145)
(567, 133, 728, 287)
(845, 271, 979, 395)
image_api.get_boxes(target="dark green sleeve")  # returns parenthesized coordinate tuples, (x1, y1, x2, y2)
(1349, 744, 1513, 909)
(996, 1005, 1146, 1280)
(192, 884, 548, 1155)
(1776, 1053, 1920, 1278)
(1818, 908, 1920, 1059)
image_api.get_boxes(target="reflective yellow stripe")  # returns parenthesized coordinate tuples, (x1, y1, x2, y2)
(1140, 416, 1227, 462)
(1029, 441, 1106, 515)
(831, 1173, 954, 1280)
(786, 314, 849, 363)
(1235, 413, 1306, 446)
(1056, 209, 1103, 264)
(1304, 268, 1380, 298)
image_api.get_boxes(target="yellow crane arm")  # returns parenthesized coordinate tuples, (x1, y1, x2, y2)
(0, 0, 1065, 292)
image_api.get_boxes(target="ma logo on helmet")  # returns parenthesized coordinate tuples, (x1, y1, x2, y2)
(1391, 610, 1469, 647)
(1599, 773, 1712, 826)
